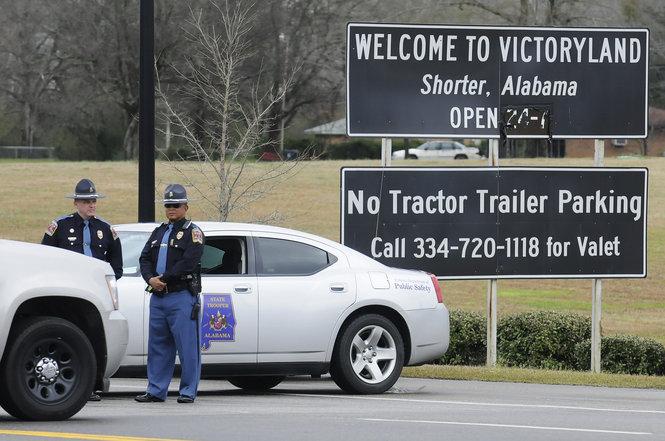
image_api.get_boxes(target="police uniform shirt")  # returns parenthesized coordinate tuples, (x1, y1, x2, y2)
(42, 212, 123, 279)
(139, 218, 204, 286)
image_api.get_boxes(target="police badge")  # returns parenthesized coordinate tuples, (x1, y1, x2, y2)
(97, 230, 103, 240)
(176, 231, 184, 240)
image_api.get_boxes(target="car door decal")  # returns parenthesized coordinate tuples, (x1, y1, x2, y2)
(200, 293, 237, 350)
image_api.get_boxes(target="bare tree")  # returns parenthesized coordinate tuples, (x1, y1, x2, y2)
(0, 0, 74, 146)
(248, 0, 364, 151)
(56, 0, 190, 159)
(158, 1, 306, 222)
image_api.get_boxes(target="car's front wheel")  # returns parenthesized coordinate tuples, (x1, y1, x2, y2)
(228, 376, 285, 391)
(330, 314, 404, 394)
(0, 317, 96, 421)
(454, 154, 468, 159)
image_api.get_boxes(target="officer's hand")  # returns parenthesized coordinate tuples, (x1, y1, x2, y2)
(149, 277, 167, 291)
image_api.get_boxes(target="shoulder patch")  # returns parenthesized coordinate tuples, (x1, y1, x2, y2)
(192, 227, 203, 244)
(45, 220, 58, 236)
(111, 226, 119, 240)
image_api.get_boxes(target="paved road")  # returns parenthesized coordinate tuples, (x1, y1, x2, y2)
(1, 376, 664, 441)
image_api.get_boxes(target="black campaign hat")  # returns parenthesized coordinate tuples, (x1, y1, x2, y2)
(162, 183, 188, 204)
(66, 179, 105, 199)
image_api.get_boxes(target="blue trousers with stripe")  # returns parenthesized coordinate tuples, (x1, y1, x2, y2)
(146, 290, 201, 400)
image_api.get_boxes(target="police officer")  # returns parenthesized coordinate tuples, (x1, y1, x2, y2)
(135, 184, 204, 404)
(41, 178, 123, 401)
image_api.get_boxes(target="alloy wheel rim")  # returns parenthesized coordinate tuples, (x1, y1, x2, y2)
(349, 325, 397, 384)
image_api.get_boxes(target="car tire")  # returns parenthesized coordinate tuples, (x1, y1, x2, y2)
(407, 154, 418, 159)
(330, 314, 404, 394)
(227, 376, 285, 391)
(0, 317, 96, 421)
(454, 154, 468, 159)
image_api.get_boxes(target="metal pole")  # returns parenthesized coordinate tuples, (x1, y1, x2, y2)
(591, 139, 604, 373)
(486, 138, 499, 367)
(381, 138, 392, 167)
(138, 0, 155, 222)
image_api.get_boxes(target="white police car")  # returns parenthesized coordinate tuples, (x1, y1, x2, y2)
(114, 222, 449, 394)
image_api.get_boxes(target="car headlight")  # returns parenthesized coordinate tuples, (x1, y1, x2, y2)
(105, 275, 119, 310)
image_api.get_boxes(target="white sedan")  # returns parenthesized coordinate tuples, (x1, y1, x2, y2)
(114, 222, 449, 394)
(392, 140, 481, 160)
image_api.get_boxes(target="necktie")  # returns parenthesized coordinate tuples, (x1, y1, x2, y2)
(83, 220, 92, 257)
(156, 224, 173, 275)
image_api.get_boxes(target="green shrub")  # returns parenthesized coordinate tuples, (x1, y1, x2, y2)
(574, 336, 665, 375)
(498, 311, 590, 370)
(437, 310, 665, 376)
(325, 140, 381, 159)
(438, 310, 486, 366)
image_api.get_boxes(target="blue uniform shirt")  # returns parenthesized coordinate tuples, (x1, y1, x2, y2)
(139, 218, 204, 286)
(42, 212, 123, 279)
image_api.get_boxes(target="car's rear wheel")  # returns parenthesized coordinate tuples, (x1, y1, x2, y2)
(454, 154, 468, 159)
(228, 376, 285, 391)
(407, 154, 418, 159)
(330, 314, 404, 394)
(0, 317, 96, 421)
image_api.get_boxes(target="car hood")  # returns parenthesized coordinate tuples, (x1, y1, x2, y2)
(0, 239, 114, 277)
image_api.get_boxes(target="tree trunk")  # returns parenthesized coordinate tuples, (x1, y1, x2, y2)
(24, 101, 34, 146)
(123, 117, 138, 159)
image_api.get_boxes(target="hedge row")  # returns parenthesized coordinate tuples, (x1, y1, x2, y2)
(438, 310, 665, 375)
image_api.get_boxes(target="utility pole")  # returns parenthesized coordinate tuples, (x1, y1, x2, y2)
(138, 0, 155, 222)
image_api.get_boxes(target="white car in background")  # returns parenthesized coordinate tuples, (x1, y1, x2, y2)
(392, 140, 481, 160)
(0, 240, 128, 420)
(114, 222, 449, 394)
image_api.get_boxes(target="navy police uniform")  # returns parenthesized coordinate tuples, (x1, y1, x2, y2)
(137, 184, 204, 403)
(41, 179, 123, 280)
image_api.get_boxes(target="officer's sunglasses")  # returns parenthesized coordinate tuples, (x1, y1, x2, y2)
(164, 203, 183, 209)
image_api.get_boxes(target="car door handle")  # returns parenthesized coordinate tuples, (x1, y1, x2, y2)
(234, 284, 252, 294)
(330, 283, 347, 293)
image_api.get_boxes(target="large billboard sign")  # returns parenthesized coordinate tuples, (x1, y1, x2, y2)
(341, 167, 648, 279)
(346, 24, 649, 138)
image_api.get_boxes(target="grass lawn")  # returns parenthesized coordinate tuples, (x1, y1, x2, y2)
(403, 365, 665, 389)
(2, 157, 664, 346)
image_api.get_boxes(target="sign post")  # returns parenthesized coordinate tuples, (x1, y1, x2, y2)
(381, 138, 392, 166)
(487, 139, 499, 366)
(591, 139, 605, 373)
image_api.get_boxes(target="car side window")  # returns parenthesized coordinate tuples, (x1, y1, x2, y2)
(117, 231, 151, 275)
(255, 237, 337, 276)
(441, 142, 453, 150)
(202, 237, 247, 275)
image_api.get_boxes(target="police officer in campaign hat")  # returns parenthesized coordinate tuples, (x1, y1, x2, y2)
(41, 178, 123, 401)
(136, 184, 204, 404)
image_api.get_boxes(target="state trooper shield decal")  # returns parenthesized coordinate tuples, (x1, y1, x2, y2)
(200, 294, 237, 350)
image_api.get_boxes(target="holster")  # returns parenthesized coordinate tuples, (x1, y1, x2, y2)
(190, 298, 200, 320)
(183, 268, 202, 295)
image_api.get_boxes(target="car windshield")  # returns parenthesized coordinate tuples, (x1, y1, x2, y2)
(117, 231, 151, 275)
